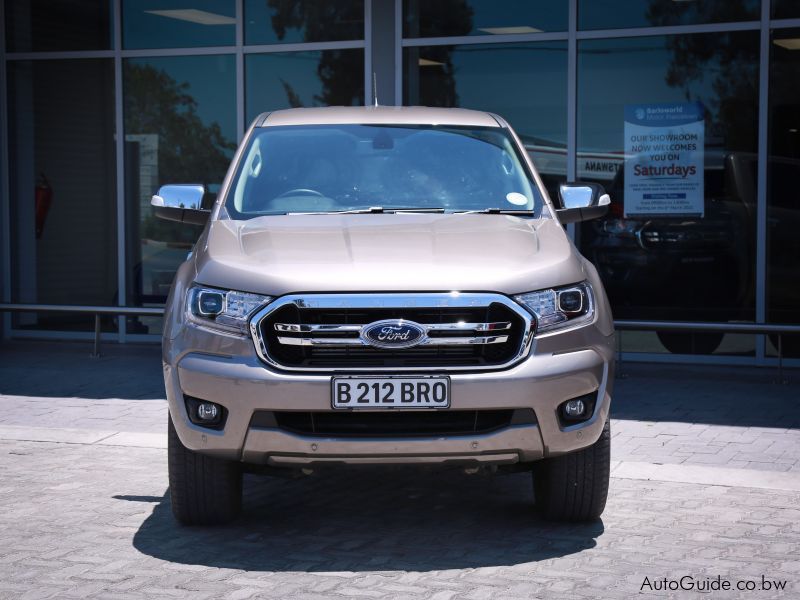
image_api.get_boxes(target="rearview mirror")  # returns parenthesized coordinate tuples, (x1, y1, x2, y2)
(151, 184, 210, 225)
(556, 182, 611, 224)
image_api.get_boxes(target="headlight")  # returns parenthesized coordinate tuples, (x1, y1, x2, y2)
(514, 282, 594, 333)
(186, 285, 272, 334)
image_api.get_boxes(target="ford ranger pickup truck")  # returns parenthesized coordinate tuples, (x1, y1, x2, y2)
(152, 106, 615, 525)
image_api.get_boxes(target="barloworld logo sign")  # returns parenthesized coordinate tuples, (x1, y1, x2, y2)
(361, 320, 427, 349)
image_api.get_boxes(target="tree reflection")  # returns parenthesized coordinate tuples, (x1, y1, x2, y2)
(648, 1, 759, 152)
(645, 0, 758, 27)
(124, 63, 235, 184)
(267, 1, 364, 106)
(263, 0, 473, 108)
(124, 62, 236, 244)
(402, 0, 473, 107)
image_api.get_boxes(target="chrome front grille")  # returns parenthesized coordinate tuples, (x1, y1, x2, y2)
(274, 320, 512, 347)
(249, 293, 534, 372)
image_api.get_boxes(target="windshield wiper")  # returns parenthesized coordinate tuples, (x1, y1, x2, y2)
(455, 208, 535, 215)
(393, 207, 446, 213)
(287, 206, 446, 215)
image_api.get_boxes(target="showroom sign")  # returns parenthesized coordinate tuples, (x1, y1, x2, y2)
(623, 102, 705, 217)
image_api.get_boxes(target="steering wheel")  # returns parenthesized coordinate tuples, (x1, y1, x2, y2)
(275, 188, 324, 198)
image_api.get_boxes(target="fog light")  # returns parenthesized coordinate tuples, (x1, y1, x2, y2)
(563, 399, 585, 418)
(557, 391, 597, 427)
(184, 395, 226, 429)
(197, 403, 219, 421)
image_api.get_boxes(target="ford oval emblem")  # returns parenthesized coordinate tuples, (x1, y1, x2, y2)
(361, 319, 427, 349)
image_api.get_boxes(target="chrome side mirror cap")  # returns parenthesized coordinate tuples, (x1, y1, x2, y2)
(556, 182, 611, 224)
(151, 184, 210, 225)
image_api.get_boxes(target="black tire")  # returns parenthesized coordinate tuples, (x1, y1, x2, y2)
(534, 420, 610, 522)
(657, 331, 723, 355)
(168, 415, 242, 525)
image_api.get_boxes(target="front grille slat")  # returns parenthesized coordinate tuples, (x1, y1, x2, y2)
(275, 334, 510, 347)
(273, 321, 512, 333)
(252, 294, 532, 372)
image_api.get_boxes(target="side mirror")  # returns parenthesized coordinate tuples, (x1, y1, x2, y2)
(556, 182, 611, 224)
(151, 184, 210, 225)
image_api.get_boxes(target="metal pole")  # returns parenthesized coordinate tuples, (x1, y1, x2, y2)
(91, 314, 101, 358)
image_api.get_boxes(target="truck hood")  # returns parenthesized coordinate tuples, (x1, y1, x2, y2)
(193, 213, 587, 296)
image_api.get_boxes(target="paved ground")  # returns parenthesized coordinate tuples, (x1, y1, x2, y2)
(0, 340, 799, 599)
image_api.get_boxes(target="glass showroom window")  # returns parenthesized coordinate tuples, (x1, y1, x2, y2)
(122, 0, 235, 49)
(578, 0, 760, 31)
(403, 0, 567, 38)
(123, 55, 236, 334)
(244, 0, 364, 45)
(577, 32, 760, 356)
(245, 50, 365, 124)
(4, 0, 113, 52)
(403, 42, 568, 200)
(7, 59, 118, 332)
(773, 0, 800, 19)
(768, 28, 800, 358)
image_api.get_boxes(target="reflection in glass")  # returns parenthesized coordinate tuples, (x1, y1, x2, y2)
(122, 0, 235, 49)
(578, 0, 760, 31)
(123, 55, 235, 331)
(245, 51, 364, 122)
(768, 29, 800, 357)
(8, 60, 117, 332)
(404, 0, 567, 38)
(577, 33, 759, 355)
(5, 0, 112, 52)
(245, 0, 364, 45)
(403, 42, 567, 199)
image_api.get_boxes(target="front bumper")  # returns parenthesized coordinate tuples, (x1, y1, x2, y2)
(164, 321, 615, 467)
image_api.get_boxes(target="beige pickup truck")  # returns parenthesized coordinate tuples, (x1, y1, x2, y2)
(153, 106, 615, 525)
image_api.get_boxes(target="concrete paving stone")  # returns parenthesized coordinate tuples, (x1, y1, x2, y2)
(734, 452, 787, 463)
(681, 450, 744, 465)
(0, 437, 794, 600)
(622, 436, 670, 447)
(17, 588, 65, 600)
(1, 343, 800, 598)
(463, 587, 503, 600)
(224, 588, 272, 600)
(744, 461, 792, 472)
(675, 443, 726, 454)
(0, 424, 117, 445)
(621, 452, 690, 465)
(428, 591, 458, 600)
(90, 594, 153, 600)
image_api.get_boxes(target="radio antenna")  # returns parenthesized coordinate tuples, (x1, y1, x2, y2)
(372, 72, 379, 107)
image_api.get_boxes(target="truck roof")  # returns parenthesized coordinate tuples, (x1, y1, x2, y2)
(257, 106, 502, 128)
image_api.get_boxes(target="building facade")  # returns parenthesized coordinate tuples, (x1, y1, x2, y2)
(1, 0, 799, 365)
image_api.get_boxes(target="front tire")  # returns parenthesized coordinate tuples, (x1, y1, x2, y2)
(168, 415, 242, 525)
(534, 420, 610, 521)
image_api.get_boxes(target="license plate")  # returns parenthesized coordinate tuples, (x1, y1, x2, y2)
(331, 376, 450, 409)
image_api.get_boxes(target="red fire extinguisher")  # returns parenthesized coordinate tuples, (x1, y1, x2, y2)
(35, 173, 53, 239)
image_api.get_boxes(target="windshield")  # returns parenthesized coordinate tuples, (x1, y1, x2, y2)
(225, 124, 547, 218)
